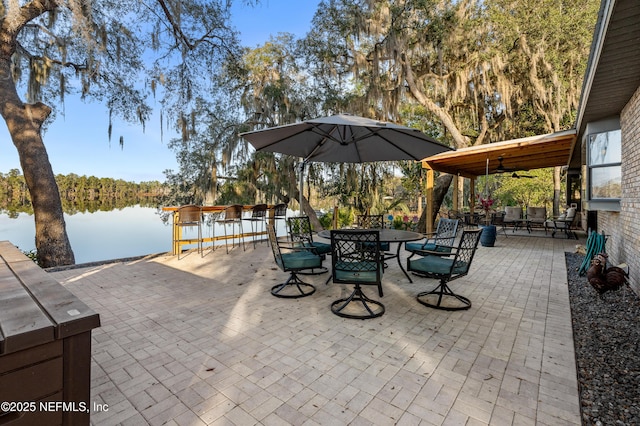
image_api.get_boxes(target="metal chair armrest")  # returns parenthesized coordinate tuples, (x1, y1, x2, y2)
(279, 242, 317, 253)
(413, 245, 457, 257)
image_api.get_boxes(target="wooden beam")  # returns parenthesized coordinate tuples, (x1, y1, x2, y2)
(425, 166, 434, 234)
(453, 175, 459, 213)
(470, 177, 476, 213)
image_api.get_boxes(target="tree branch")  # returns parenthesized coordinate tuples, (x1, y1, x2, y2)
(16, 42, 89, 73)
(401, 52, 470, 148)
(154, 0, 236, 57)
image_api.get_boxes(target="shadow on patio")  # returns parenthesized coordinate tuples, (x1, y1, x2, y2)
(51, 232, 582, 425)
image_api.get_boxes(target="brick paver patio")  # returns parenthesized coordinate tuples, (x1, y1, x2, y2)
(50, 230, 582, 425)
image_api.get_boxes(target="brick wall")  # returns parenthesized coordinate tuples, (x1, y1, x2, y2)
(614, 85, 640, 293)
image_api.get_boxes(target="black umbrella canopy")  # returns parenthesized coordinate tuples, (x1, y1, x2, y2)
(241, 114, 453, 163)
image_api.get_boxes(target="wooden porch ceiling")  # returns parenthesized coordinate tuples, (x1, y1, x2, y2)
(422, 130, 577, 179)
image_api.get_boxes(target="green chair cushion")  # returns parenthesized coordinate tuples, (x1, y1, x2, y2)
(405, 242, 453, 253)
(334, 260, 382, 283)
(310, 241, 331, 255)
(409, 256, 468, 276)
(363, 241, 390, 251)
(279, 251, 322, 270)
(406, 241, 436, 252)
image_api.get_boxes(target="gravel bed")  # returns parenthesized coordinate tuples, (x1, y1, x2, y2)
(565, 252, 640, 425)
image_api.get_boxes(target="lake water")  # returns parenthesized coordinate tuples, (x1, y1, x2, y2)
(0, 205, 290, 265)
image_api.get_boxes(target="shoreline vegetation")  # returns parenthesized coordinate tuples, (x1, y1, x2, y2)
(0, 169, 167, 215)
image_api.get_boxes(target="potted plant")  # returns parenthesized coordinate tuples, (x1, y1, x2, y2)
(478, 195, 497, 247)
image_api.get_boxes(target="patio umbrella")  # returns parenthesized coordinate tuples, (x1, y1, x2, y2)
(241, 113, 452, 163)
(241, 114, 454, 212)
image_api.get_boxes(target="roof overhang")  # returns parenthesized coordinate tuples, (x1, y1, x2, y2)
(570, 0, 640, 168)
(422, 130, 577, 178)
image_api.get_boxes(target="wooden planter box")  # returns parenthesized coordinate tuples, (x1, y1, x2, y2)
(0, 241, 100, 425)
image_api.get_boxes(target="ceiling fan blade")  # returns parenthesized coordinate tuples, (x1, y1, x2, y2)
(511, 172, 535, 179)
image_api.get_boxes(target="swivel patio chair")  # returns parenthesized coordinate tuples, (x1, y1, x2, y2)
(243, 203, 268, 249)
(356, 214, 385, 229)
(404, 218, 459, 258)
(356, 214, 391, 259)
(407, 228, 482, 311)
(271, 203, 288, 239)
(215, 204, 245, 253)
(287, 216, 330, 274)
(447, 210, 465, 221)
(330, 229, 385, 319)
(267, 224, 321, 298)
(174, 204, 204, 259)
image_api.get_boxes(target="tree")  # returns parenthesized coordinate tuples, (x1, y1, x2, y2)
(230, 34, 330, 227)
(489, 168, 556, 211)
(162, 34, 319, 222)
(303, 0, 492, 230)
(486, 0, 599, 215)
(304, 0, 598, 227)
(0, 0, 247, 266)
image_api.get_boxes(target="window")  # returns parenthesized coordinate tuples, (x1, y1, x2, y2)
(588, 129, 621, 200)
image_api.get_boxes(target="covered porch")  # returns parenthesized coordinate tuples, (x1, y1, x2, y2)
(421, 130, 577, 233)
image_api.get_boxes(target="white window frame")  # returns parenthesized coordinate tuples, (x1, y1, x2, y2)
(586, 128, 621, 210)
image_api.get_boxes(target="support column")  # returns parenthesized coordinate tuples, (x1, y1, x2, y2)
(452, 175, 459, 213)
(425, 166, 434, 234)
(470, 177, 476, 212)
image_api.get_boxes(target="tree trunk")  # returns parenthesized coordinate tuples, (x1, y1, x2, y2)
(300, 193, 322, 230)
(284, 167, 322, 231)
(417, 173, 454, 232)
(0, 61, 75, 266)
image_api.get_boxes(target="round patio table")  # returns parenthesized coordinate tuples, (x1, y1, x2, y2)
(318, 228, 423, 282)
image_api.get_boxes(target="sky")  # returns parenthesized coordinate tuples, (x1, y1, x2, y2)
(0, 0, 320, 182)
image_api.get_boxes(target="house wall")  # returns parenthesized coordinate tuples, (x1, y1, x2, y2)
(609, 84, 640, 293)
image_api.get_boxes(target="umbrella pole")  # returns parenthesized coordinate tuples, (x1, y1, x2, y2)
(299, 160, 305, 215)
(485, 158, 489, 196)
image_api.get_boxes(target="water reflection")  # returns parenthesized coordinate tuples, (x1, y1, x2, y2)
(0, 205, 291, 265)
(0, 206, 170, 264)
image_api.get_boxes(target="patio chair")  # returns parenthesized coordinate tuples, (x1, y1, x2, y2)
(547, 207, 578, 239)
(267, 224, 321, 298)
(526, 206, 547, 231)
(330, 229, 385, 319)
(356, 214, 385, 229)
(502, 206, 522, 232)
(243, 203, 268, 249)
(215, 204, 245, 253)
(404, 218, 460, 258)
(271, 203, 288, 239)
(490, 211, 508, 237)
(174, 204, 204, 259)
(407, 228, 483, 311)
(287, 216, 330, 274)
(356, 214, 391, 257)
(447, 210, 465, 222)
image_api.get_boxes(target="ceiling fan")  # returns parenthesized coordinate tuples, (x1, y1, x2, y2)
(494, 156, 515, 173)
(494, 156, 534, 178)
(511, 172, 534, 179)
